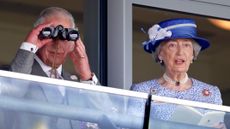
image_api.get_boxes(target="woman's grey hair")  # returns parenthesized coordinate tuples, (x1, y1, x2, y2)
(33, 7, 75, 28)
(192, 40, 202, 60)
(153, 39, 202, 66)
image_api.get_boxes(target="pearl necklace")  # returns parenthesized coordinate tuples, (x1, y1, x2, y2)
(163, 73, 188, 86)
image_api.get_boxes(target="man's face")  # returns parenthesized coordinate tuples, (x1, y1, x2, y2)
(37, 15, 75, 68)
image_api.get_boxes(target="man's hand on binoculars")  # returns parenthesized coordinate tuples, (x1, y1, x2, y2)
(69, 38, 92, 81)
(25, 22, 52, 48)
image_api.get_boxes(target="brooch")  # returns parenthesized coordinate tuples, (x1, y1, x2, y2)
(150, 88, 157, 95)
(202, 89, 211, 96)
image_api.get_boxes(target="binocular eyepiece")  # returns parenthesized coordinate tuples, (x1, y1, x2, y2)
(38, 25, 79, 41)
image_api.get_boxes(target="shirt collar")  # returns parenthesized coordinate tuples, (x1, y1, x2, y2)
(34, 55, 62, 76)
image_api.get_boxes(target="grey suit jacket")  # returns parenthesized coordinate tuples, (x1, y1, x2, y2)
(11, 49, 74, 81)
(5, 49, 117, 129)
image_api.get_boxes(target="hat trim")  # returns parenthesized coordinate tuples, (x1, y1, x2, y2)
(165, 23, 197, 30)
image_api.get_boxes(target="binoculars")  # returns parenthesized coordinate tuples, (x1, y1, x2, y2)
(38, 25, 79, 41)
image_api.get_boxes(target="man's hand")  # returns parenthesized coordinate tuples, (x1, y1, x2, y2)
(69, 38, 92, 80)
(25, 22, 52, 48)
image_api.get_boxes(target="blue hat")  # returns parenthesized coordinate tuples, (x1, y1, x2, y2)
(143, 18, 210, 53)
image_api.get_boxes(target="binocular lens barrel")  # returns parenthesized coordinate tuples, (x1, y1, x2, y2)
(42, 31, 51, 37)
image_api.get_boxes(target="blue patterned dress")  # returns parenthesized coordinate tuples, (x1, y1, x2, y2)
(129, 78, 222, 120)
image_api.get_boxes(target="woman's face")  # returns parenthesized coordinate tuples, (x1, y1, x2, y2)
(159, 39, 194, 74)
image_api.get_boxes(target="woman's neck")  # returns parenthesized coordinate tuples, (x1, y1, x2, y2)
(165, 71, 187, 81)
(158, 72, 192, 91)
(163, 72, 188, 86)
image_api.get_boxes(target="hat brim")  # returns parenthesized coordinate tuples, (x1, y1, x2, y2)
(150, 36, 210, 53)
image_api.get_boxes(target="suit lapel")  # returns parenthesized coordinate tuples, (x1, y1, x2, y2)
(32, 59, 79, 82)
(31, 60, 48, 77)
(62, 69, 74, 81)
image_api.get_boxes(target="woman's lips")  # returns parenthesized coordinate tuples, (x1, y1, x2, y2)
(175, 59, 185, 64)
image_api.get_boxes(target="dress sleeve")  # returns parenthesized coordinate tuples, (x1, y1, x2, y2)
(128, 84, 146, 117)
(213, 86, 223, 105)
(130, 84, 138, 91)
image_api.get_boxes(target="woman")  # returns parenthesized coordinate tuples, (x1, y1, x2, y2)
(130, 18, 223, 122)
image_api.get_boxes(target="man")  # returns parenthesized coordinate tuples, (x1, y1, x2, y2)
(11, 7, 98, 84)
(6, 7, 117, 129)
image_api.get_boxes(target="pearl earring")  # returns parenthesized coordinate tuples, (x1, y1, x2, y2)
(159, 60, 163, 64)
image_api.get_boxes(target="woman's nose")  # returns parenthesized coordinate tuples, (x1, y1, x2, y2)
(176, 45, 183, 55)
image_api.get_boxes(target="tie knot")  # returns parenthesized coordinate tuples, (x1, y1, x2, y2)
(49, 69, 58, 78)
(49, 69, 63, 79)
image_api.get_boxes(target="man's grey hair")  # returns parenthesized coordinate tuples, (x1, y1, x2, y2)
(153, 39, 202, 65)
(33, 7, 75, 28)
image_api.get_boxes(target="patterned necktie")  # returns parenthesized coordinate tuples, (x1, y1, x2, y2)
(49, 69, 63, 79)
(49, 69, 71, 128)
(49, 68, 58, 78)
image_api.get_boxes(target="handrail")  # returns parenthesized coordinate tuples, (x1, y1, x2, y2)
(151, 95, 230, 112)
(0, 70, 148, 99)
